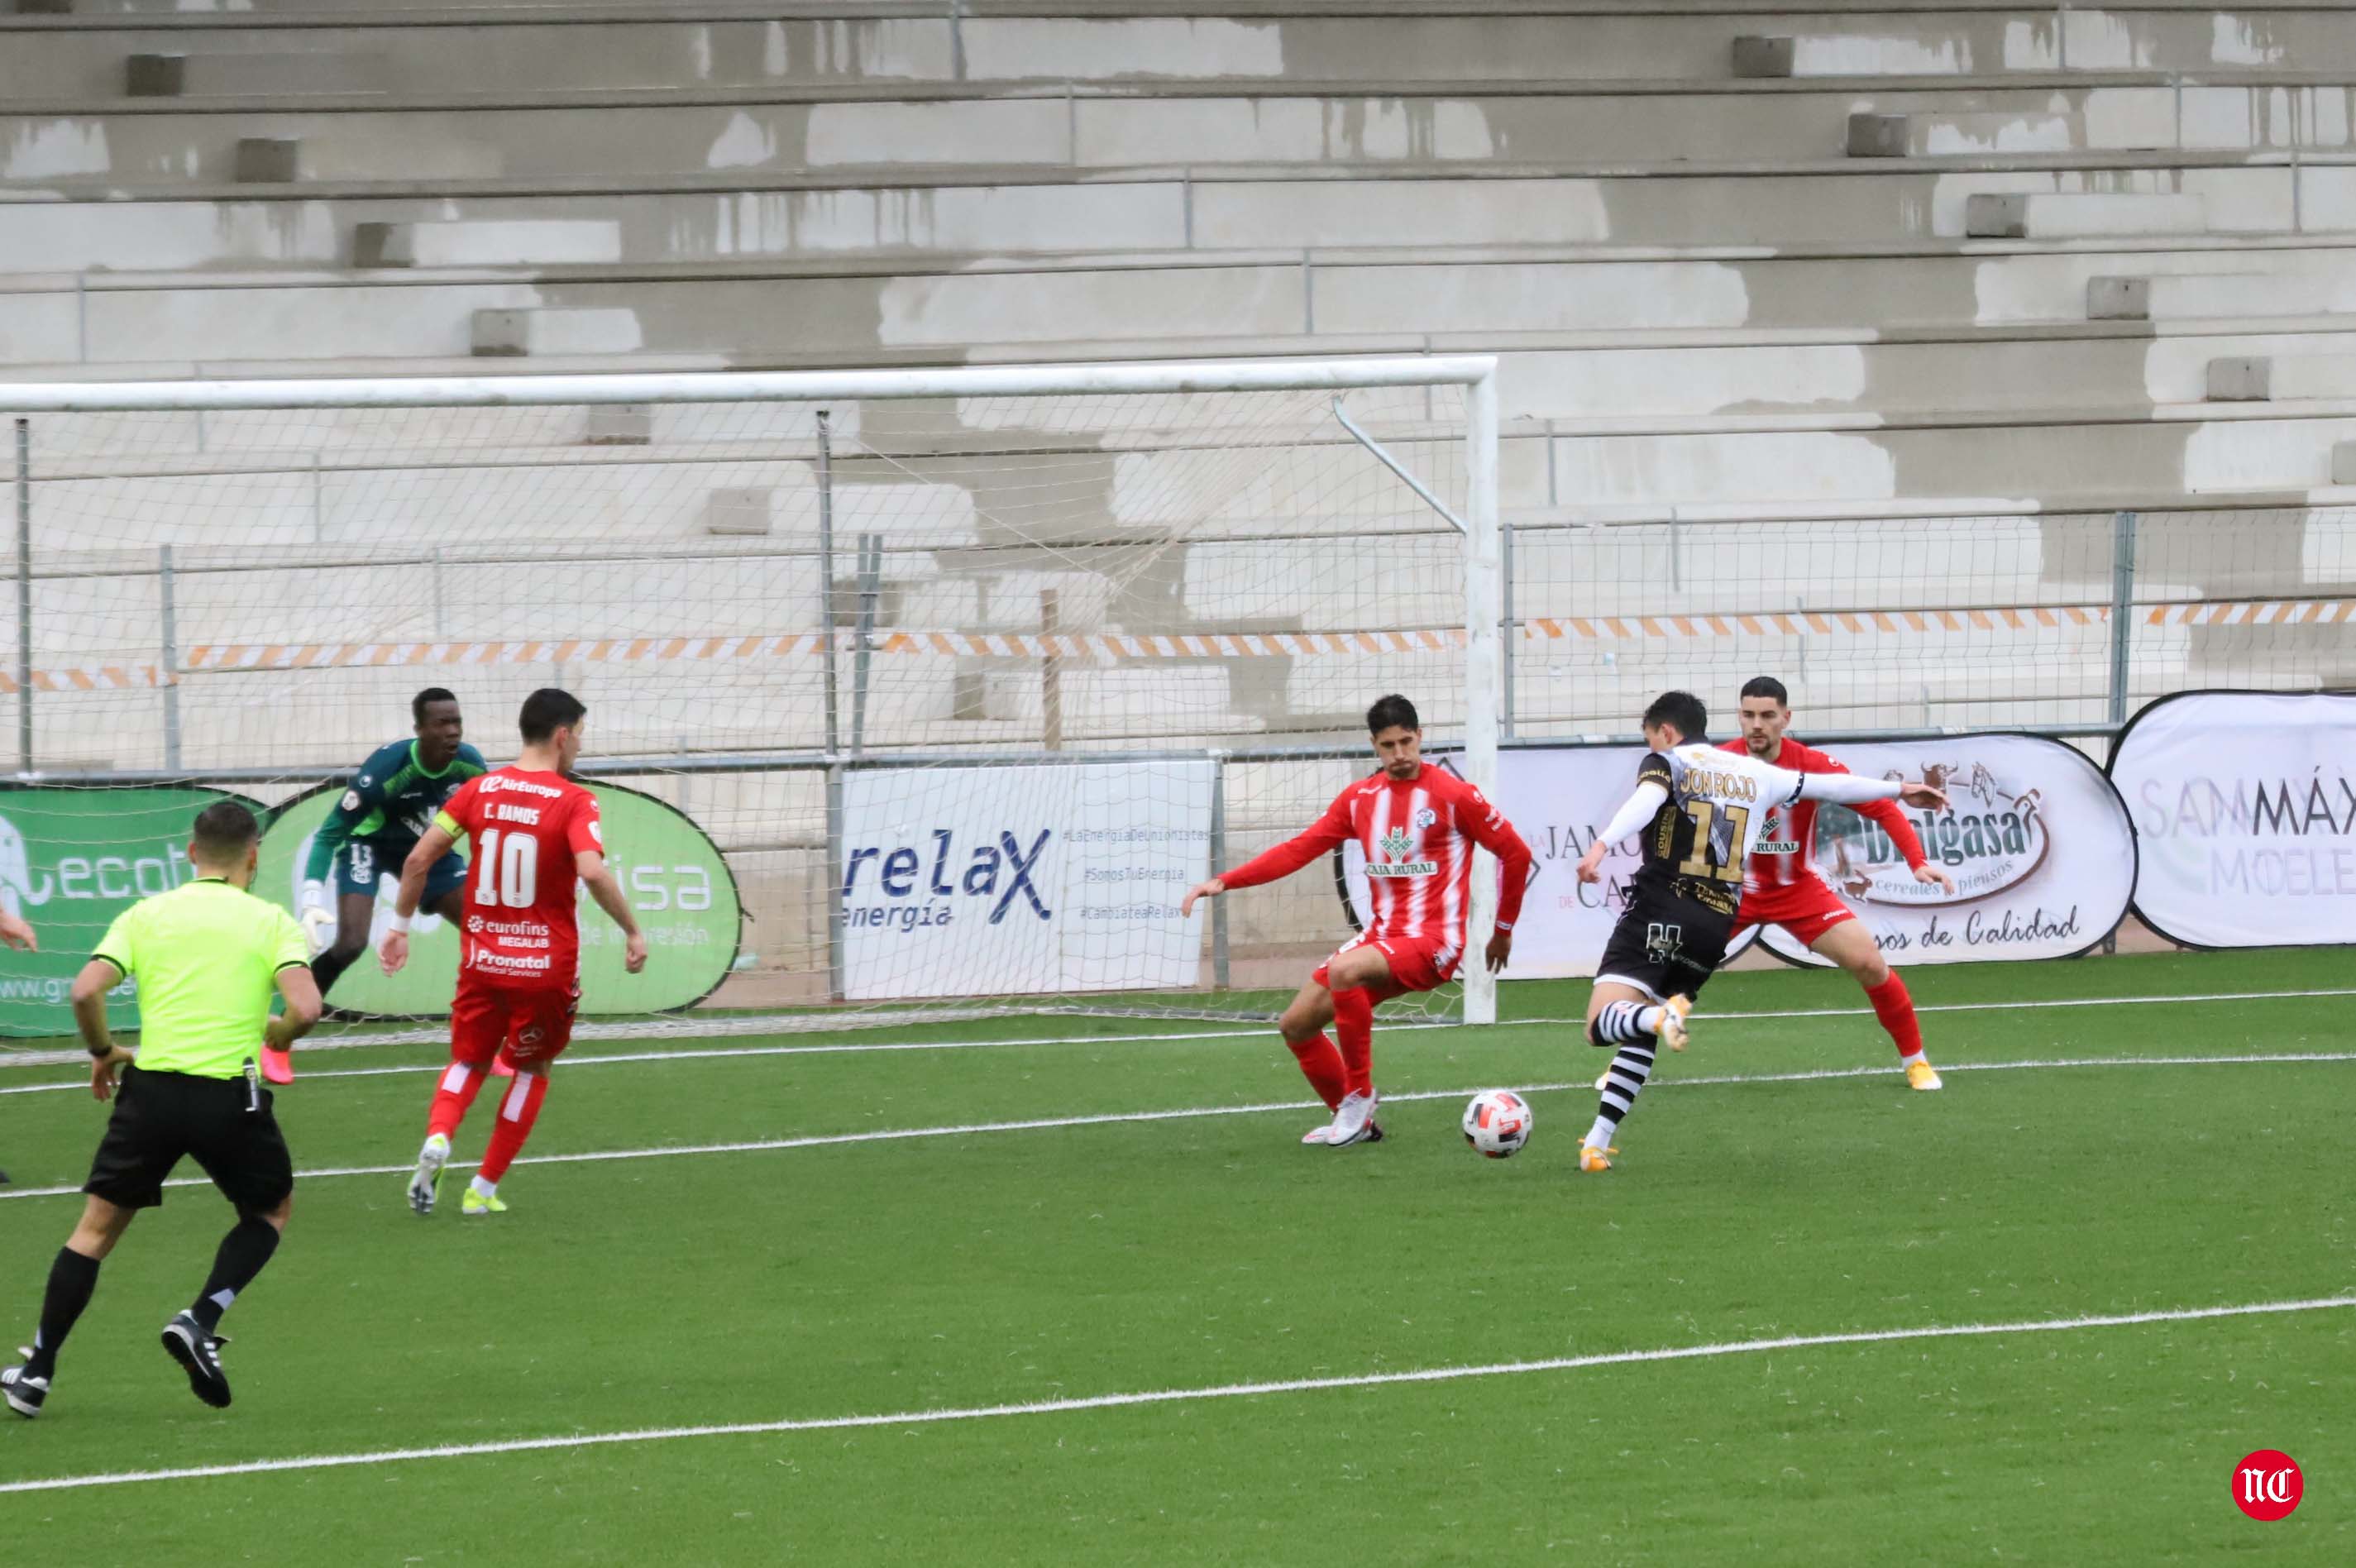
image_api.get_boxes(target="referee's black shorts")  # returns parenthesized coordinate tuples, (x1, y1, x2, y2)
(83, 1065, 294, 1214)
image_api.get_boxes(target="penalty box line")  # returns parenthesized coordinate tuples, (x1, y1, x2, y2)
(4, 1293, 2350, 1495)
(2, 1049, 2349, 1202)
(3, 985, 2350, 1092)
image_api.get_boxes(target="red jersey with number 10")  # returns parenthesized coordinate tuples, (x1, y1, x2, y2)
(432, 767, 604, 992)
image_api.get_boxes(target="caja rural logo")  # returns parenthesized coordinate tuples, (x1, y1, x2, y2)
(1811, 759, 2051, 905)
(841, 828, 1054, 930)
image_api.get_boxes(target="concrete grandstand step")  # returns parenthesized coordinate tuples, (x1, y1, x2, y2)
(353, 220, 624, 268)
(2334, 442, 2356, 484)
(2090, 271, 2356, 322)
(15, 238, 2356, 368)
(471, 305, 644, 356)
(2206, 351, 2356, 402)
(1543, 413, 2356, 507)
(18, 84, 2356, 193)
(23, 7, 2356, 104)
(0, 164, 2322, 276)
(1, 19, 962, 101)
(1732, 8, 2356, 79)
(1964, 191, 2209, 239)
(1853, 84, 2356, 158)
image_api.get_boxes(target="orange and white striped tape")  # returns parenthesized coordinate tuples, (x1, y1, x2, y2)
(2, 598, 2341, 695)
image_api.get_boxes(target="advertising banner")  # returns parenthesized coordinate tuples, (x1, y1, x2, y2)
(2107, 689, 2356, 949)
(0, 785, 260, 1037)
(1343, 738, 2134, 980)
(1747, 734, 2135, 968)
(259, 779, 742, 1016)
(839, 761, 1212, 1001)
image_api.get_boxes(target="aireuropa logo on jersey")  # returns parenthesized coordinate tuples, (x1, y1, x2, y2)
(839, 827, 1055, 932)
(0, 786, 260, 1036)
(1814, 757, 2053, 905)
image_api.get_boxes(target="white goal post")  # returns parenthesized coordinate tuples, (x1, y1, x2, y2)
(0, 356, 1505, 1039)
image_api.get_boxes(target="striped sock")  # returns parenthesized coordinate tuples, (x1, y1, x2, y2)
(1585, 999, 1662, 1147)
(1587, 998, 1662, 1048)
(1589, 1043, 1657, 1148)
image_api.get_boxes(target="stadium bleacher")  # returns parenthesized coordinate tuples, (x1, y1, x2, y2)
(3, 0, 2351, 753)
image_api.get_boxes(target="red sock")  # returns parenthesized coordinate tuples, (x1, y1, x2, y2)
(1866, 972, 1924, 1061)
(476, 1072, 550, 1184)
(1331, 987, 1375, 1097)
(1286, 1031, 1348, 1111)
(427, 1059, 490, 1140)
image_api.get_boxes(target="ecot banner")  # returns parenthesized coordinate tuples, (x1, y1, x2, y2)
(1746, 734, 2135, 968)
(2107, 689, 2356, 948)
(259, 779, 742, 1016)
(0, 785, 261, 1038)
(839, 761, 1212, 1001)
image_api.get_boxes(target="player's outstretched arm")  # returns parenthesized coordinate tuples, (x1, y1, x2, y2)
(0, 906, 34, 950)
(577, 850, 648, 974)
(379, 821, 458, 975)
(1178, 876, 1225, 918)
(1202, 791, 1357, 907)
(1579, 782, 1670, 883)
(1791, 771, 1947, 811)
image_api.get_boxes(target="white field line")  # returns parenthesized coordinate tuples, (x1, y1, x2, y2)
(2, 1049, 2347, 1202)
(4, 1293, 2349, 1496)
(3, 985, 2349, 1088)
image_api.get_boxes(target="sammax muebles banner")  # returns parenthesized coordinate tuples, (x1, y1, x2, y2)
(2108, 689, 2356, 949)
(839, 761, 1213, 1001)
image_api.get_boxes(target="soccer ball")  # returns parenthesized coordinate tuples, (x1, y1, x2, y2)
(1461, 1089, 1534, 1159)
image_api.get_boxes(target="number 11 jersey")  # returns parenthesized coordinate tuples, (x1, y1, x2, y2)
(1629, 744, 1809, 920)
(433, 767, 605, 992)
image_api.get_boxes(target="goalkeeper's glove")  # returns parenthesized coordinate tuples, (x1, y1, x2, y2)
(299, 881, 337, 955)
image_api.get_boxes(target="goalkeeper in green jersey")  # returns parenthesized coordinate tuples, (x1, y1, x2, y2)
(285, 688, 485, 1075)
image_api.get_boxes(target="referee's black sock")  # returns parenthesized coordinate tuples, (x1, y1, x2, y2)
(190, 1216, 280, 1336)
(309, 944, 359, 996)
(28, 1247, 101, 1376)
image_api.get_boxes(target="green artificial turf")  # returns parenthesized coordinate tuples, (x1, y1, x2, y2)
(0, 949, 2349, 1564)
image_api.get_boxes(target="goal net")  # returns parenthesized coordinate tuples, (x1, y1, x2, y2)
(0, 360, 1502, 1050)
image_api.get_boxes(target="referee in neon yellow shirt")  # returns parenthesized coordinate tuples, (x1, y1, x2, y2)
(2, 802, 321, 1417)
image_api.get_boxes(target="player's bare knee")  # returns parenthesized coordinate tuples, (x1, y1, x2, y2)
(327, 934, 367, 963)
(1853, 953, 1890, 987)
(1278, 1010, 1320, 1044)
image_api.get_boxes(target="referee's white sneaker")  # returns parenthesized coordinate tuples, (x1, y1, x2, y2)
(408, 1132, 451, 1217)
(1323, 1090, 1379, 1149)
(2, 1352, 48, 1418)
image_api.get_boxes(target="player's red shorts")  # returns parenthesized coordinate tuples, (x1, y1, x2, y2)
(1313, 930, 1462, 1000)
(1731, 880, 1859, 949)
(450, 982, 581, 1068)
